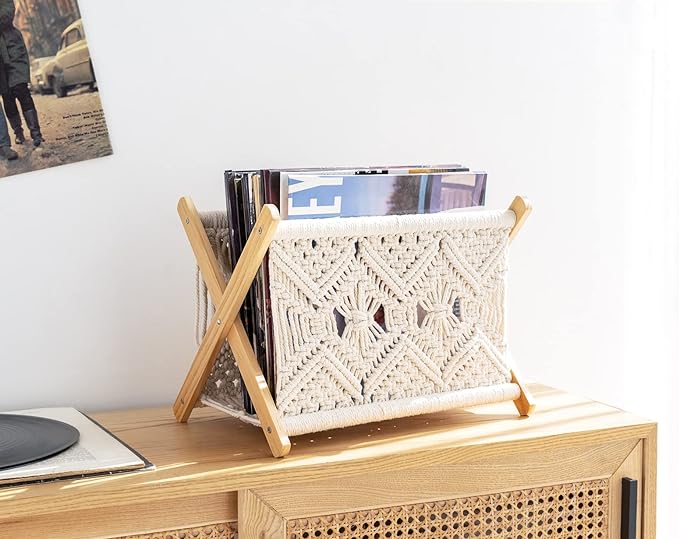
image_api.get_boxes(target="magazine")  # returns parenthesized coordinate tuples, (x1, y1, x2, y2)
(0, 407, 149, 486)
(281, 171, 487, 219)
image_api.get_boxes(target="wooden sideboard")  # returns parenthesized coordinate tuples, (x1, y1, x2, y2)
(0, 384, 656, 539)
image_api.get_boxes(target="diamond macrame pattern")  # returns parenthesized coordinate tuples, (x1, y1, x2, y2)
(269, 219, 513, 418)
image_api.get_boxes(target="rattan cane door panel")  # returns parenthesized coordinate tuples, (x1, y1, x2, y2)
(286, 480, 609, 539)
(117, 522, 237, 539)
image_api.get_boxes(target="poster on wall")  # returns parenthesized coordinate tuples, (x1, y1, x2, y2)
(0, 0, 112, 179)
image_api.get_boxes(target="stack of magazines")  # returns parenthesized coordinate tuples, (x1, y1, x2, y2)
(224, 165, 488, 413)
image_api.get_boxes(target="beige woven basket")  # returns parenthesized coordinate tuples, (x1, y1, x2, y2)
(196, 202, 533, 440)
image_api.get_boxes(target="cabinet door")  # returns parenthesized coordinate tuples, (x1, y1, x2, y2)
(239, 437, 653, 539)
(609, 441, 644, 539)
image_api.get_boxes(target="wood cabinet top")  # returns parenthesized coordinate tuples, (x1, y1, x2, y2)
(0, 384, 654, 521)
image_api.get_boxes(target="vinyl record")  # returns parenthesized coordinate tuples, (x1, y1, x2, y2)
(0, 414, 80, 470)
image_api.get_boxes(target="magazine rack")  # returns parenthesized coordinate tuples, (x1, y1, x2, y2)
(174, 196, 535, 458)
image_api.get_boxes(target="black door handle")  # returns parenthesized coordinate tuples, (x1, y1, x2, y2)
(621, 477, 638, 539)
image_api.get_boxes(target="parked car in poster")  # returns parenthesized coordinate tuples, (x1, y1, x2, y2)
(29, 56, 55, 94)
(49, 19, 97, 98)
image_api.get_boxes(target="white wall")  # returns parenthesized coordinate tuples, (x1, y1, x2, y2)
(0, 0, 676, 533)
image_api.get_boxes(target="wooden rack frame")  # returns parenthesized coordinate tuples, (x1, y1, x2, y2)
(174, 195, 535, 458)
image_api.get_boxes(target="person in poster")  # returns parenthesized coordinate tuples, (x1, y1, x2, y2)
(0, 96, 17, 160)
(0, 0, 42, 147)
(0, 0, 44, 148)
(0, 0, 112, 178)
(0, 0, 19, 160)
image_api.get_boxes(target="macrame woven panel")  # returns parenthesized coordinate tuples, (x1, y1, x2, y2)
(269, 209, 516, 418)
(196, 212, 245, 413)
(286, 479, 609, 539)
(117, 521, 237, 539)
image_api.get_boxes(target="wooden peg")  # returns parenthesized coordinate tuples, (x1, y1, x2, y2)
(508, 196, 532, 243)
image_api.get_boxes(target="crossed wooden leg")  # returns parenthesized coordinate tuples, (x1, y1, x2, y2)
(173, 196, 290, 457)
(508, 196, 536, 417)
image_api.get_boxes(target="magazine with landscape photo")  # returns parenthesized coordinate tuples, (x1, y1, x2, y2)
(281, 171, 487, 219)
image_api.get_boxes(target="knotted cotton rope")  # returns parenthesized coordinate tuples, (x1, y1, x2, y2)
(267, 209, 520, 433)
(195, 212, 244, 411)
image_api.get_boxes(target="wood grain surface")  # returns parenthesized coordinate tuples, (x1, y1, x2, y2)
(0, 384, 655, 526)
(0, 493, 235, 539)
(252, 438, 638, 519)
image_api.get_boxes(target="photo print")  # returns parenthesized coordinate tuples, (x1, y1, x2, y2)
(0, 0, 112, 179)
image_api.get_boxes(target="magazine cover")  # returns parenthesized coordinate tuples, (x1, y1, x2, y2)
(281, 172, 487, 219)
(0, 0, 112, 179)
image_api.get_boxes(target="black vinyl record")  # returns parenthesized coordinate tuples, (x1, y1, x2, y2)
(0, 414, 80, 470)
